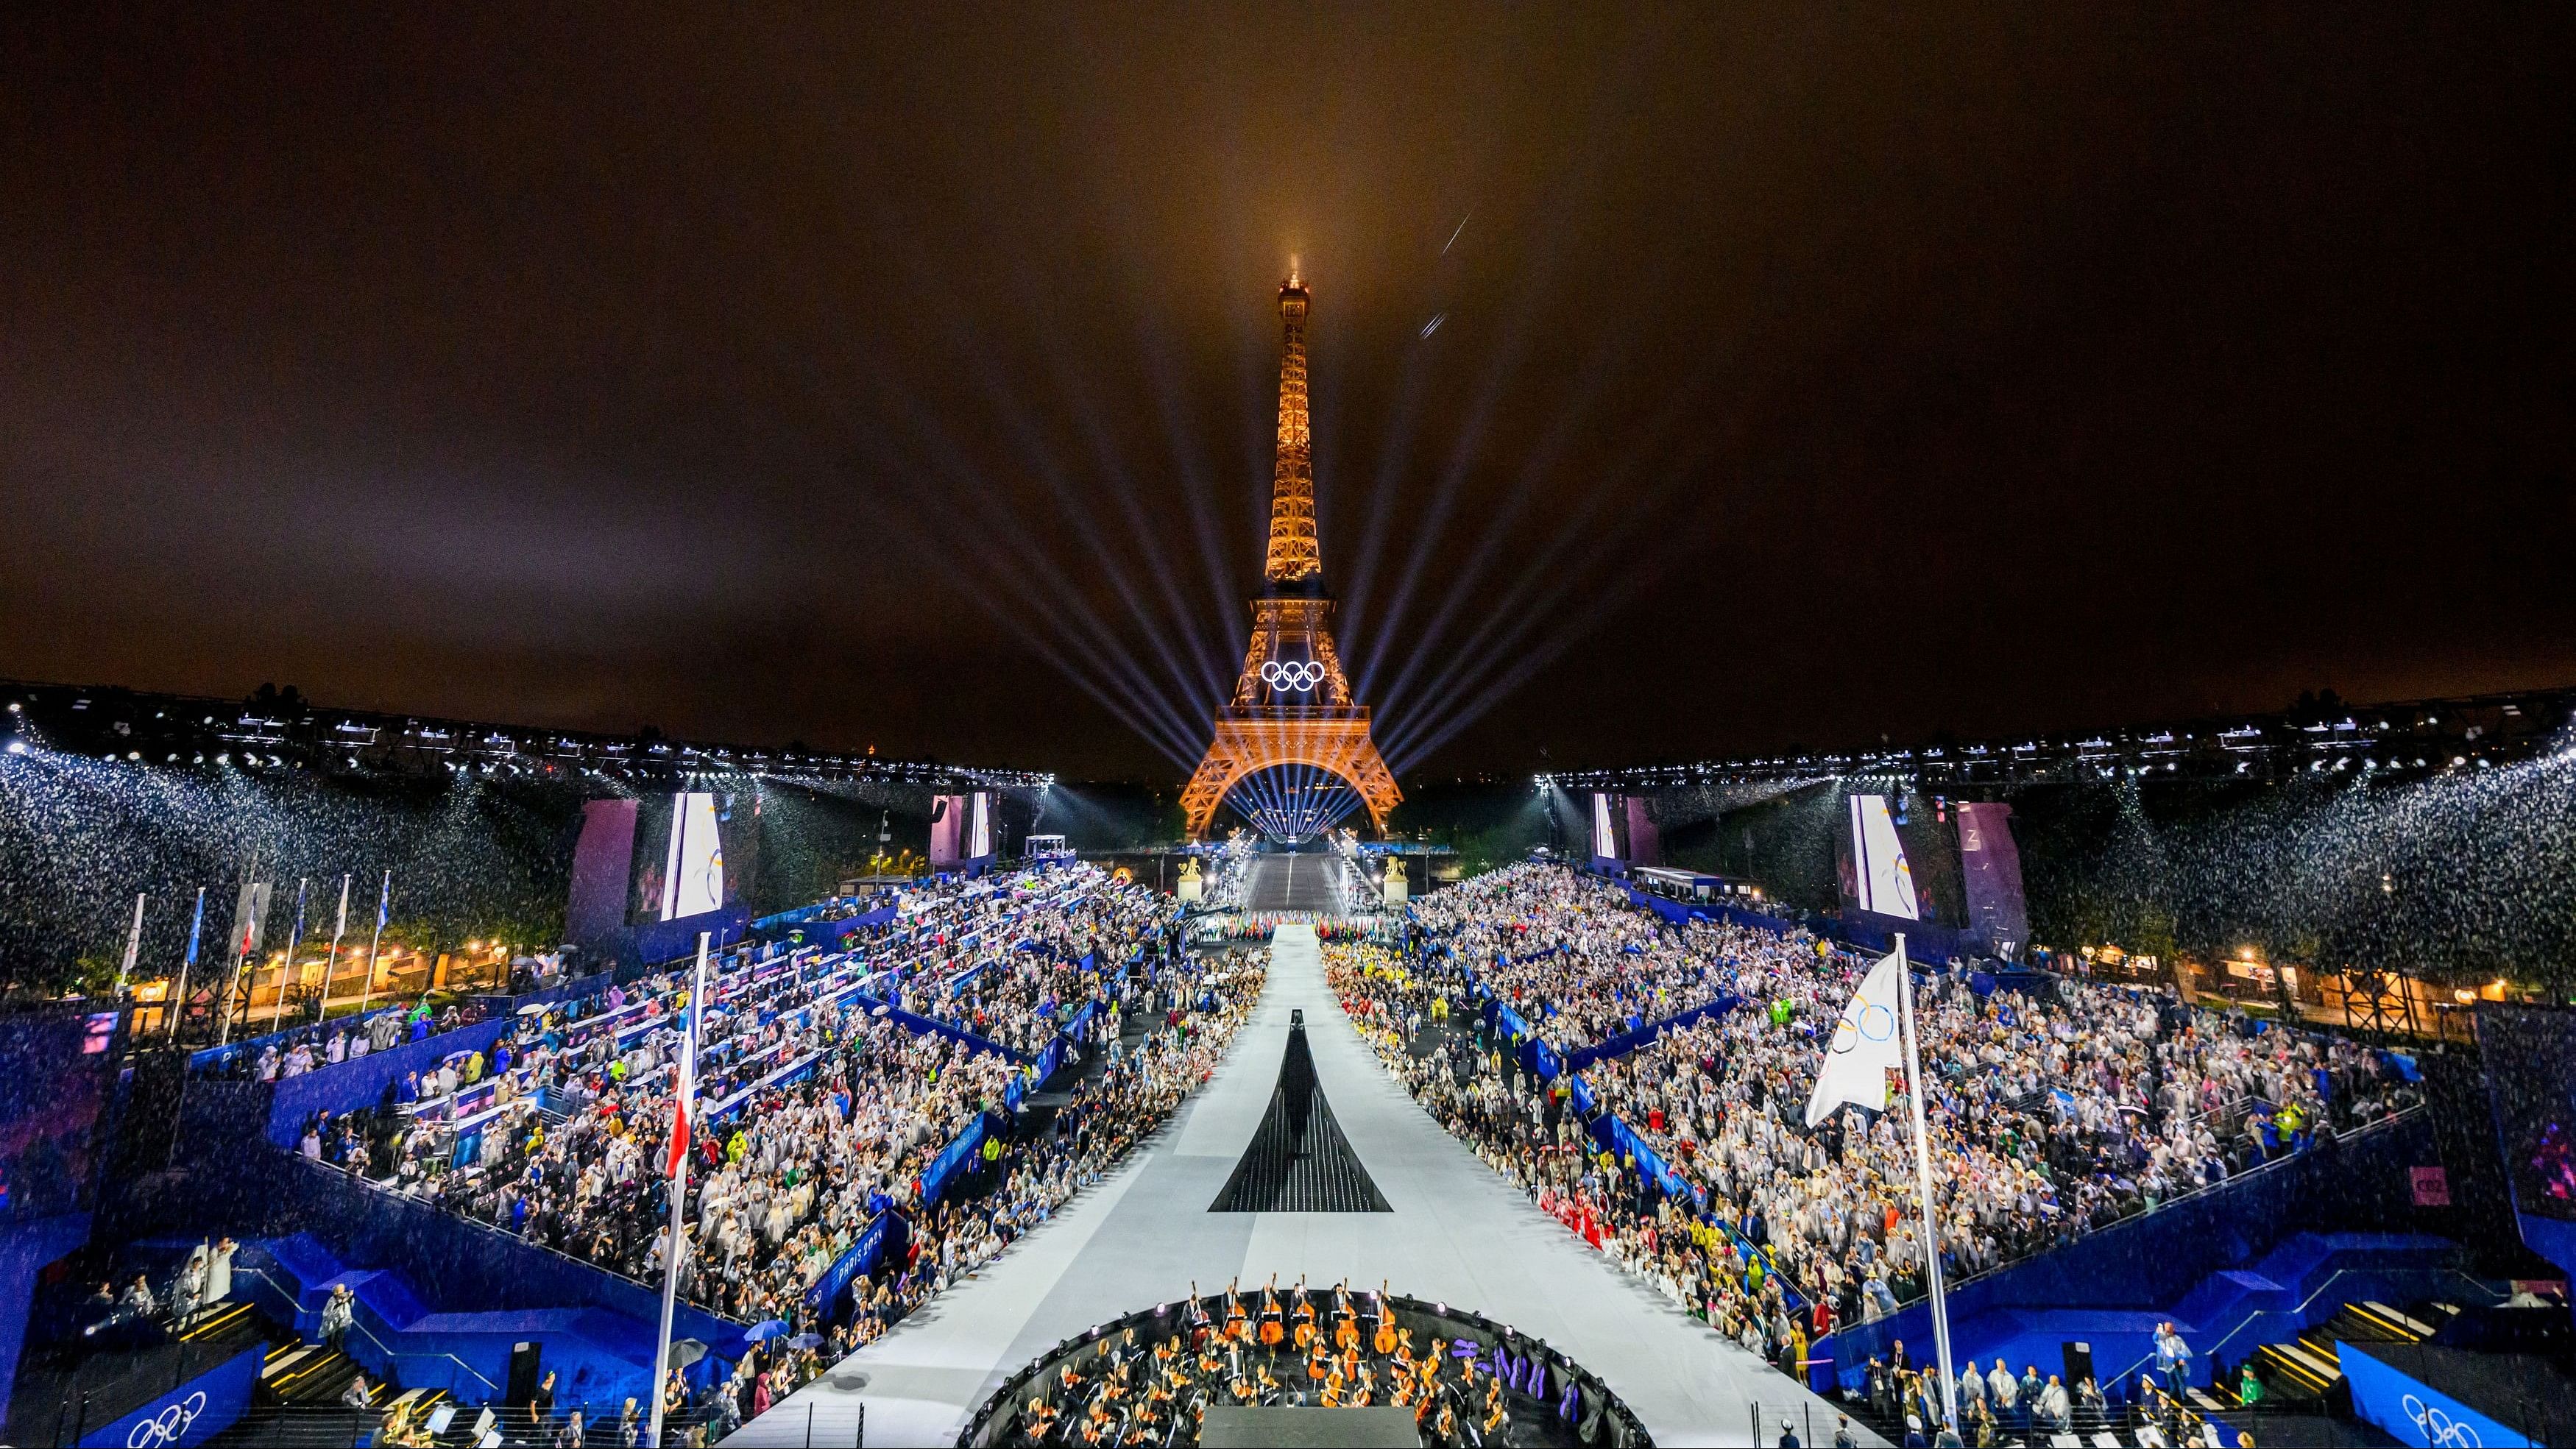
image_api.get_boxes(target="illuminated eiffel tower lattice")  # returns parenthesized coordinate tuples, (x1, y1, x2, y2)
(1179, 269, 1401, 839)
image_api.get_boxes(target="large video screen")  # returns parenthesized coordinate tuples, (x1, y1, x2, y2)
(0, 1011, 118, 1222)
(1844, 793, 1920, 921)
(631, 790, 760, 923)
(931, 791, 994, 868)
(1591, 792, 1618, 862)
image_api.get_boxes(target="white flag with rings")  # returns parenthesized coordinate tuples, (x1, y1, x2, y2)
(1805, 949, 1907, 1127)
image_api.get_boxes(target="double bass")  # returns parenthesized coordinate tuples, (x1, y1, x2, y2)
(1185, 1283, 1213, 1348)
(1257, 1275, 1284, 1347)
(1372, 1280, 1398, 1355)
(1222, 1278, 1250, 1342)
(1331, 1282, 1359, 1350)
(1289, 1278, 1317, 1350)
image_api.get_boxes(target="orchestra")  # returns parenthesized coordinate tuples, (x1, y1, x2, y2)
(1001, 1286, 1563, 1448)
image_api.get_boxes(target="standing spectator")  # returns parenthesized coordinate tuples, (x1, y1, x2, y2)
(320, 1283, 355, 1351)
(205, 1238, 236, 1306)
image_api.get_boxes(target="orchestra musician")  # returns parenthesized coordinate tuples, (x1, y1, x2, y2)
(1258, 1275, 1284, 1348)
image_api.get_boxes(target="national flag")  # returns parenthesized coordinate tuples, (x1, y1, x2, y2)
(1804, 949, 1908, 1127)
(333, 875, 350, 941)
(376, 871, 391, 929)
(185, 888, 205, 966)
(665, 1000, 696, 1180)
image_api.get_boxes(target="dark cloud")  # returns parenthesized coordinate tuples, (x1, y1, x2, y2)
(4, 6, 2569, 780)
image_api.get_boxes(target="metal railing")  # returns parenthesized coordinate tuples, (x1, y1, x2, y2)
(284, 1156, 718, 1320)
(712, 1399, 870, 1447)
(189, 1401, 730, 1448)
(230, 1263, 503, 1401)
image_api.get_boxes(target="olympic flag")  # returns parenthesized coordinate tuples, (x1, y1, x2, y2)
(1804, 949, 1906, 1126)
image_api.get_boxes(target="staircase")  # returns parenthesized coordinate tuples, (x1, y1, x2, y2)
(2249, 1298, 2448, 1400)
(259, 1340, 373, 1406)
(210, 1342, 457, 1449)
(177, 1299, 263, 1355)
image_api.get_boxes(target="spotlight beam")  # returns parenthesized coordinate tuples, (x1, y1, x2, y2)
(1375, 371, 1726, 763)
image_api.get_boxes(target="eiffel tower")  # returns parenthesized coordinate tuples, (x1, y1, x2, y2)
(1178, 268, 1401, 840)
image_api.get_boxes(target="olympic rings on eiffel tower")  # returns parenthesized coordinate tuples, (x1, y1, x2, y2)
(1260, 659, 1326, 693)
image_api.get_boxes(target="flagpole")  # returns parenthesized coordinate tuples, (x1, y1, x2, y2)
(648, 930, 710, 1449)
(270, 877, 308, 1030)
(1894, 932, 1958, 1426)
(217, 851, 258, 1047)
(316, 875, 350, 1022)
(358, 871, 389, 1017)
(116, 892, 146, 999)
(171, 887, 205, 1040)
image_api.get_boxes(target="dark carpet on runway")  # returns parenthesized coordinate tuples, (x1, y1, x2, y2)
(1211, 1016, 1390, 1213)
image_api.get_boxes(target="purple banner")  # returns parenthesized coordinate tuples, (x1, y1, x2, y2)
(930, 794, 966, 868)
(1622, 796, 1661, 868)
(567, 798, 638, 947)
(1956, 801, 2029, 953)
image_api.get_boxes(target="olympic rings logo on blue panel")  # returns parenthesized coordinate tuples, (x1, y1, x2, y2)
(2404, 1395, 2482, 1448)
(128, 1391, 208, 1449)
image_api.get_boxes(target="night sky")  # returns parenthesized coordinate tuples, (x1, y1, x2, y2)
(5, 7, 2570, 782)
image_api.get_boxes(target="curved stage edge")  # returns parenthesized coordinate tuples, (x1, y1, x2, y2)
(957, 1292, 1653, 1448)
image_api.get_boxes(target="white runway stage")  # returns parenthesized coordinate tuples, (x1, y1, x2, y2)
(733, 925, 1873, 1447)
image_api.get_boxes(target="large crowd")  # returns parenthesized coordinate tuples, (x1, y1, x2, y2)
(686, 954, 1266, 1442)
(284, 865, 1271, 1392)
(1409, 863, 1844, 1052)
(1354, 861, 2424, 1423)
(1582, 962, 2420, 1328)
(200, 996, 499, 1081)
(883, 877, 1171, 1055)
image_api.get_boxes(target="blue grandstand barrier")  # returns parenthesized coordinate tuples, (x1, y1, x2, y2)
(188, 1004, 414, 1075)
(630, 904, 751, 965)
(920, 1113, 996, 1207)
(1562, 993, 1743, 1072)
(116, 1144, 747, 1417)
(849, 993, 1030, 1063)
(804, 1210, 910, 1325)
(70, 1342, 261, 1449)
(1816, 1108, 2437, 1402)
(261, 1016, 513, 1148)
